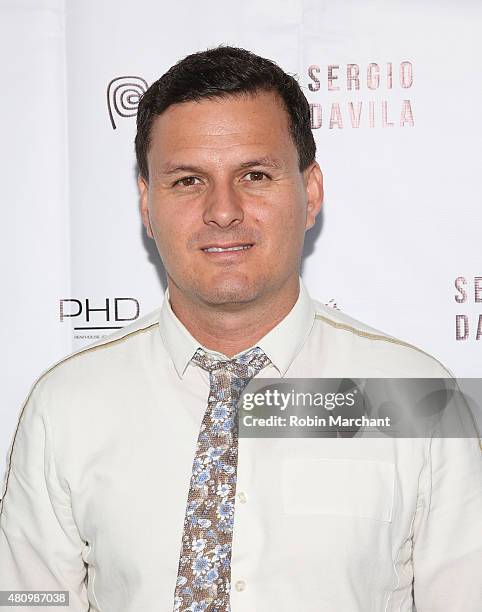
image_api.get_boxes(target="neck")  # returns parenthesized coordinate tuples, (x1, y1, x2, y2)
(167, 276, 300, 358)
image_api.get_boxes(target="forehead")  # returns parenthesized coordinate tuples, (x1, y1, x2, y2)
(147, 90, 297, 169)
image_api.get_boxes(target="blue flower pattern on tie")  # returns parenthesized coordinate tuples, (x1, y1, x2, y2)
(173, 346, 271, 612)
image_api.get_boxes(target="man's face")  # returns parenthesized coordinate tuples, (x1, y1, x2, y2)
(139, 90, 323, 308)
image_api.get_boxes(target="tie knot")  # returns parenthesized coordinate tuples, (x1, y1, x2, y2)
(191, 345, 271, 379)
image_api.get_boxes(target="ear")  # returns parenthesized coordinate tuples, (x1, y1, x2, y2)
(138, 174, 154, 239)
(303, 162, 324, 231)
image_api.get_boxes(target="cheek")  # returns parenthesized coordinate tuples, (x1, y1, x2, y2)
(149, 206, 185, 257)
(255, 194, 303, 234)
(150, 202, 185, 239)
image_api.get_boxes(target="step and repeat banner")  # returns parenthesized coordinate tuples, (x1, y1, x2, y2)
(1, 0, 481, 476)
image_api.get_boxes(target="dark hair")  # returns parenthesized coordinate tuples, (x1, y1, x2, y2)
(135, 45, 315, 180)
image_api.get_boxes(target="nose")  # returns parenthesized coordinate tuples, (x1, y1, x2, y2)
(202, 180, 244, 229)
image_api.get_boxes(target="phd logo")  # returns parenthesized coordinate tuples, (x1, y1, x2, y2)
(107, 76, 148, 129)
(60, 298, 141, 339)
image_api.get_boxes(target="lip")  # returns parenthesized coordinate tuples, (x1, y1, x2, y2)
(200, 243, 255, 260)
(200, 242, 254, 250)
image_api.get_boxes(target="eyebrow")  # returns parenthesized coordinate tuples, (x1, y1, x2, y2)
(158, 156, 283, 176)
(239, 157, 283, 170)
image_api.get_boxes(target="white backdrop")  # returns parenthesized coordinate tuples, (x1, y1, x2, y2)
(1, 0, 481, 479)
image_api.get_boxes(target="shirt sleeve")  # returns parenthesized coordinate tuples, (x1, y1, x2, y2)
(411, 424, 482, 610)
(0, 378, 89, 610)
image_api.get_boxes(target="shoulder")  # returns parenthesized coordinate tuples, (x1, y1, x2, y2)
(28, 306, 162, 401)
(311, 299, 454, 378)
(1, 309, 163, 504)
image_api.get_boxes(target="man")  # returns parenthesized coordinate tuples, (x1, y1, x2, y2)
(0, 46, 480, 612)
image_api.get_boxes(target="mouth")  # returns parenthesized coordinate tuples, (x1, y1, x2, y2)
(201, 243, 254, 253)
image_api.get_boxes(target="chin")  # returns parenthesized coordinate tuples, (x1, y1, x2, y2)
(195, 277, 262, 306)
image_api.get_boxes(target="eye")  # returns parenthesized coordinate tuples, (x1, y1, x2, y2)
(244, 171, 269, 182)
(173, 176, 202, 187)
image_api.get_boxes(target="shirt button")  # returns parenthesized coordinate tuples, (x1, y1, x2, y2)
(237, 491, 248, 504)
(235, 579, 246, 592)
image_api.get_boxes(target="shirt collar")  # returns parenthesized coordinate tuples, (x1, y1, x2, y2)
(158, 276, 316, 379)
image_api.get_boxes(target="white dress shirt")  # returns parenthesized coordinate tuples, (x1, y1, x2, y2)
(0, 277, 480, 611)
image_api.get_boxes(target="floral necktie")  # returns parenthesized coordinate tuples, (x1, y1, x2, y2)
(173, 345, 271, 612)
